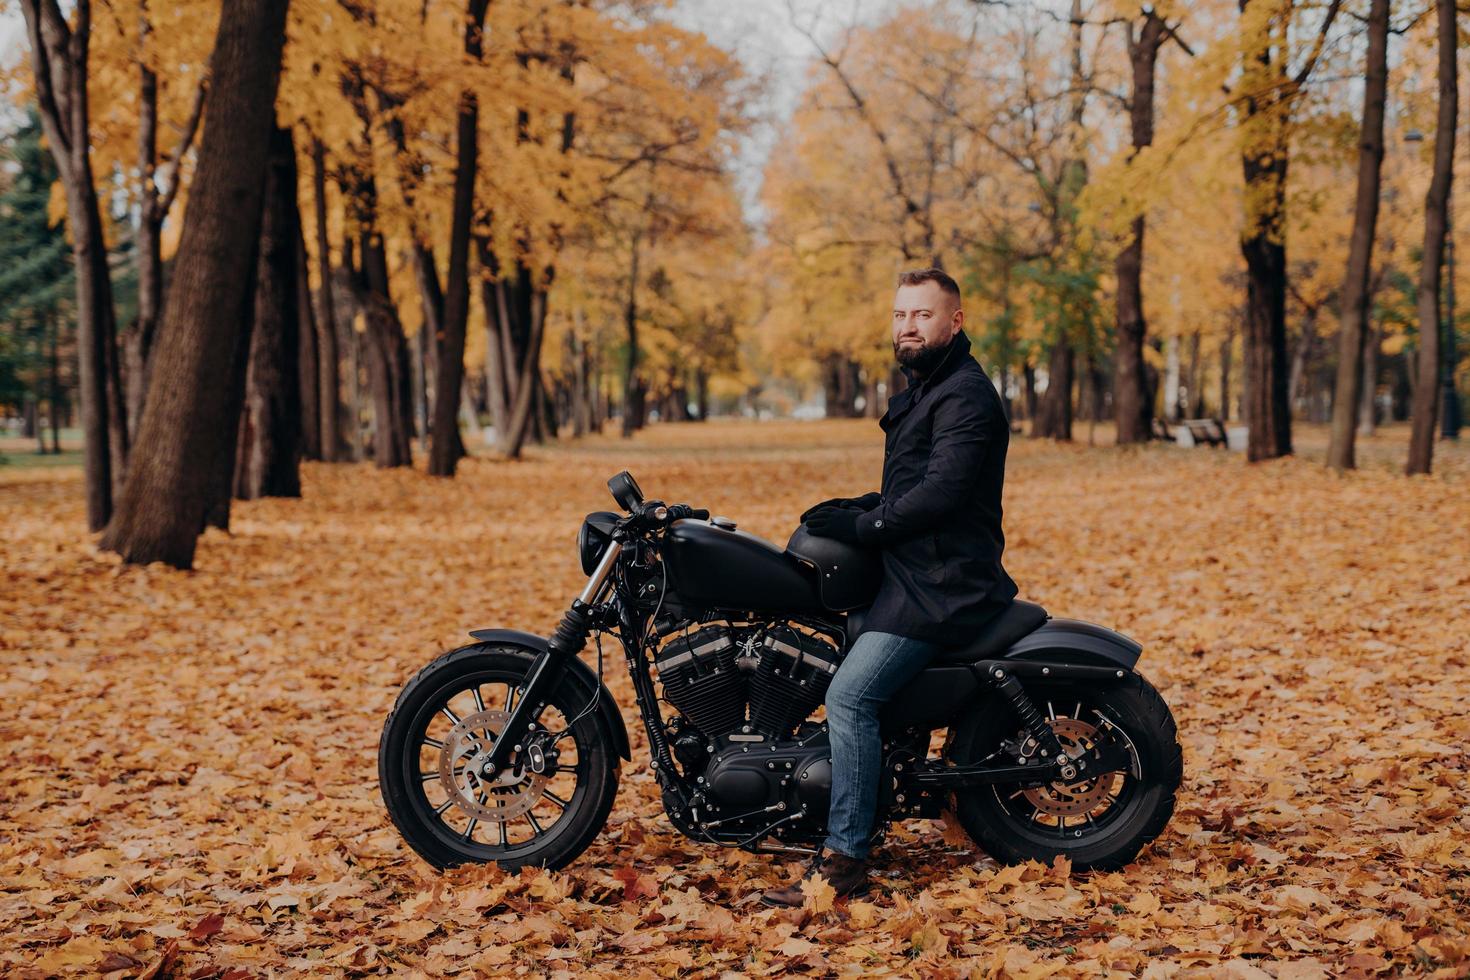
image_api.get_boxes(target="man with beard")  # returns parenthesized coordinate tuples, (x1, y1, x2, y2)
(763, 267, 1018, 906)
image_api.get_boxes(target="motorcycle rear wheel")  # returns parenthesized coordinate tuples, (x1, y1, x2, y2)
(378, 644, 620, 871)
(945, 672, 1182, 871)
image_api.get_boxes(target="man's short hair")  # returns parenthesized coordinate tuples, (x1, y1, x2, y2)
(896, 267, 962, 305)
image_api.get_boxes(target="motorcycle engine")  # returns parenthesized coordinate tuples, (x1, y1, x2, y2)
(653, 622, 843, 833)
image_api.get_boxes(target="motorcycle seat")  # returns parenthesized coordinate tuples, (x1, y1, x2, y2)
(933, 600, 1050, 663)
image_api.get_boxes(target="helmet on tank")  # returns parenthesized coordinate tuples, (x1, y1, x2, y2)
(785, 524, 882, 611)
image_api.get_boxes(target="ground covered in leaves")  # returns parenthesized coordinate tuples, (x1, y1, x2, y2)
(3, 420, 1468, 978)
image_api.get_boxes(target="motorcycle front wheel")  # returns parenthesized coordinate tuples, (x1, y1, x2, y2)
(945, 672, 1182, 871)
(378, 643, 620, 871)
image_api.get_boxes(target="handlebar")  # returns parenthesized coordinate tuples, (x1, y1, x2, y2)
(622, 501, 709, 533)
(623, 502, 708, 531)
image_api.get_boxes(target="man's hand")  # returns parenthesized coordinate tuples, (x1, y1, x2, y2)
(800, 497, 849, 522)
(804, 508, 862, 544)
(800, 492, 881, 523)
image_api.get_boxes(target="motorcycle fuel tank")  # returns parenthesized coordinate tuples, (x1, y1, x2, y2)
(663, 519, 824, 614)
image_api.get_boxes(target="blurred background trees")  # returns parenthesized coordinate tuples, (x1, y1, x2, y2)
(1, 0, 1466, 565)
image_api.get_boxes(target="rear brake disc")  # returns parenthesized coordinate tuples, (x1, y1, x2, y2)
(1021, 717, 1117, 817)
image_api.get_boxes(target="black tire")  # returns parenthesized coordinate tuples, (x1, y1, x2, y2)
(378, 643, 620, 871)
(945, 672, 1182, 871)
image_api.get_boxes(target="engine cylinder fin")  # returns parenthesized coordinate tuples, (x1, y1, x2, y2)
(748, 625, 841, 738)
(655, 626, 747, 738)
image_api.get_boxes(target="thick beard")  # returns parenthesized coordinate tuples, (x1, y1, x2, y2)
(894, 336, 952, 377)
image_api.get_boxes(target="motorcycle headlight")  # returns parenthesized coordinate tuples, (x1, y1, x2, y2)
(578, 511, 621, 574)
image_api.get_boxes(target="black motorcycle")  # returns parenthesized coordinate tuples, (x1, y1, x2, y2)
(379, 471, 1182, 872)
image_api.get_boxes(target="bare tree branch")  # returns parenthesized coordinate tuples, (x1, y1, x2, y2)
(153, 77, 209, 222)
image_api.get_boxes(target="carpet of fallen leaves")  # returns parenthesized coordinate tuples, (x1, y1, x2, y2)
(3, 420, 1469, 979)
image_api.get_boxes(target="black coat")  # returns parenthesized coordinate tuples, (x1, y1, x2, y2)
(852, 329, 1017, 645)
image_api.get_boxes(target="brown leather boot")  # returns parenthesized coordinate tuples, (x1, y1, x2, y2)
(760, 849, 871, 908)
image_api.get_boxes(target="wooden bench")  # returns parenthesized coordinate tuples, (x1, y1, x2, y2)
(1176, 417, 1228, 447)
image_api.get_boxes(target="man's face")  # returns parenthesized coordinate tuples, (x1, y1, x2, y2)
(892, 281, 962, 370)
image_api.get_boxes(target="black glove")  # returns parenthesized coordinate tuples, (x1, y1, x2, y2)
(804, 507, 862, 544)
(800, 492, 880, 523)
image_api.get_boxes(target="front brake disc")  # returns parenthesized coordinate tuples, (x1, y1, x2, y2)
(437, 708, 549, 821)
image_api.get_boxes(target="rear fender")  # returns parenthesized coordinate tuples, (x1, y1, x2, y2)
(467, 628, 631, 760)
(999, 618, 1142, 673)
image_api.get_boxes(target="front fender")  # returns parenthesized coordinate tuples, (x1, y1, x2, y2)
(467, 628, 631, 760)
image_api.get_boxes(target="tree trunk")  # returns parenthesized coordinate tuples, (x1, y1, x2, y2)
(99, 0, 290, 567)
(499, 285, 548, 456)
(570, 313, 588, 437)
(127, 62, 162, 445)
(478, 240, 509, 441)
(478, 241, 552, 458)
(1113, 12, 1166, 445)
(536, 370, 557, 440)
(411, 320, 429, 440)
(622, 231, 644, 438)
(1035, 343, 1074, 440)
(1326, 0, 1389, 471)
(336, 235, 365, 460)
(1219, 327, 1233, 421)
(1023, 364, 1038, 426)
(49, 312, 63, 453)
(1289, 305, 1317, 407)
(24, 398, 40, 447)
(1237, 0, 1297, 461)
(1186, 333, 1204, 417)
(1358, 313, 1381, 435)
(427, 0, 489, 477)
(358, 221, 414, 469)
(1163, 334, 1181, 421)
(125, 53, 203, 447)
(203, 316, 252, 531)
(1241, 224, 1292, 460)
(296, 207, 321, 461)
(1114, 215, 1149, 442)
(310, 140, 341, 462)
(235, 123, 303, 500)
(21, 0, 122, 529)
(104, 320, 127, 497)
(1408, 0, 1456, 474)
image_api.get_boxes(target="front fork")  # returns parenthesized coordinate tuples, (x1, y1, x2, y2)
(479, 540, 625, 776)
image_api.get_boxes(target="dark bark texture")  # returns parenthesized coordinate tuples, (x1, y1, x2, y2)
(99, 0, 291, 567)
(1235, 0, 1343, 460)
(20, 0, 123, 529)
(311, 140, 342, 461)
(1407, 0, 1456, 474)
(235, 123, 304, 500)
(1033, 341, 1074, 440)
(1326, 0, 1389, 471)
(1113, 12, 1166, 445)
(296, 216, 322, 461)
(427, 0, 490, 476)
(354, 205, 415, 468)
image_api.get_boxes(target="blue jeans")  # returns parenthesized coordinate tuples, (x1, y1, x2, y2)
(823, 630, 940, 859)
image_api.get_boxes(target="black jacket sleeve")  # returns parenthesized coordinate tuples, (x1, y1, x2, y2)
(852, 379, 994, 547)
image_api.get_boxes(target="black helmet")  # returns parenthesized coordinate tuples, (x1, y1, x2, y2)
(785, 524, 882, 611)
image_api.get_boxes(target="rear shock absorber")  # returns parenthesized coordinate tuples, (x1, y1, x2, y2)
(986, 666, 1072, 774)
